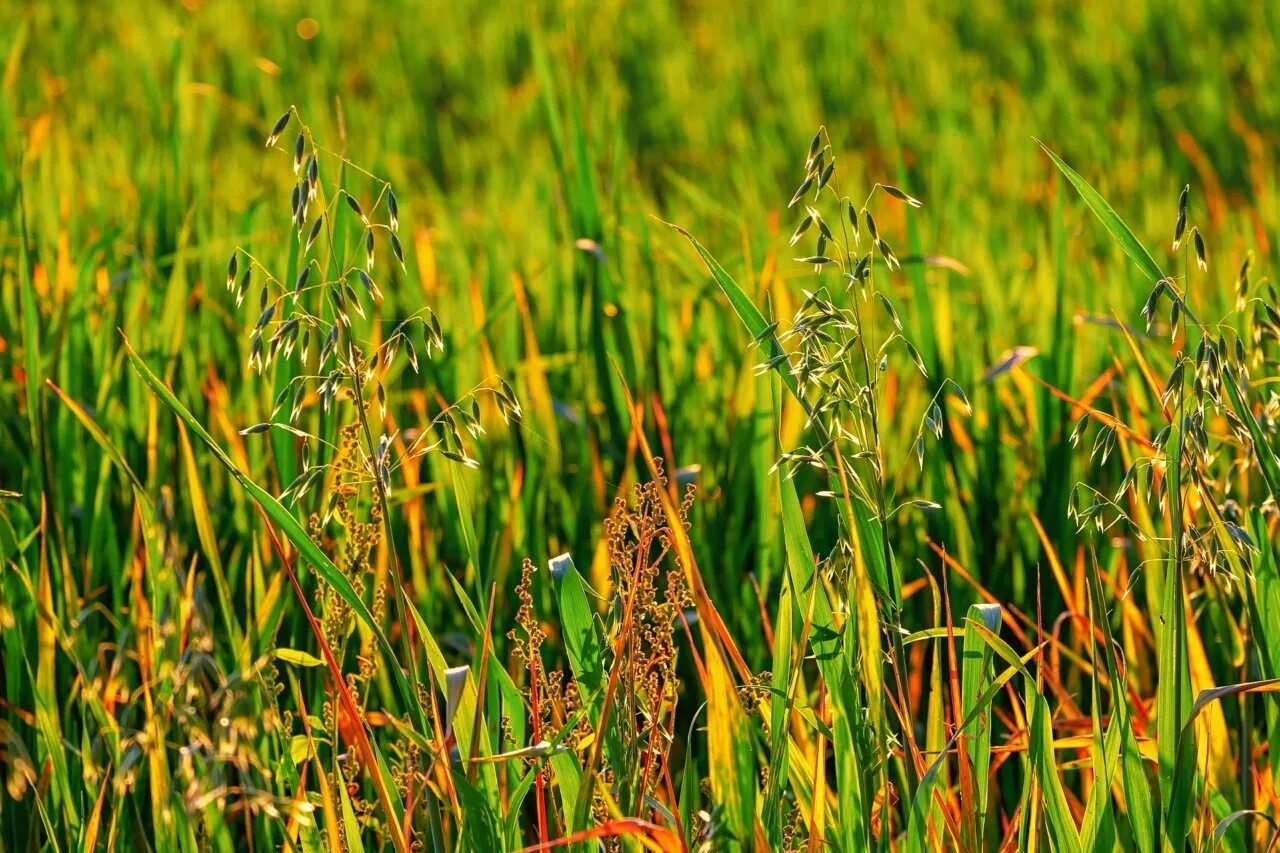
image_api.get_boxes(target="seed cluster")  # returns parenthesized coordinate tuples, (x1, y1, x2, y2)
(236, 110, 521, 510)
(601, 465, 694, 806)
(1070, 185, 1271, 580)
(231, 111, 525, 844)
(769, 128, 970, 590)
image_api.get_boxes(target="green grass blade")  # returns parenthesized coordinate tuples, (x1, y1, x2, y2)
(968, 620, 1082, 853)
(1027, 680, 1083, 853)
(1037, 142, 1163, 284)
(659, 220, 797, 399)
(762, 565, 795, 847)
(551, 552, 624, 797)
(551, 554, 605, 712)
(961, 603, 1000, 845)
(907, 630, 1043, 851)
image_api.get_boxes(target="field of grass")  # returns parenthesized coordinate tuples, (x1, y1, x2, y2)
(4, 2, 1280, 850)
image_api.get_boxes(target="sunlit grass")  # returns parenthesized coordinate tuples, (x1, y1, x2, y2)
(4, 2, 1280, 850)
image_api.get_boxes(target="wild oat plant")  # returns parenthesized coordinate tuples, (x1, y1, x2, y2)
(230, 109, 522, 850)
(1061, 178, 1280, 846)
(761, 129, 972, 843)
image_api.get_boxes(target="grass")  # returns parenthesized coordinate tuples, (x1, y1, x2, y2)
(4, 2, 1280, 850)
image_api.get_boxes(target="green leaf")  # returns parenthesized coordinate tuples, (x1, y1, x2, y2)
(1037, 142, 1163, 284)
(1027, 680, 1083, 853)
(550, 551, 623, 825)
(961, 603, 1000, 846)
(907, 627, 1041, 851)
(453, 772, 502, 851)
(659, 219, 798, 399)
(338, 775, 367, 853)
(1084, 558, 1155, 853)
(274, 648, 325, 668)
(552, 554, 605, 710)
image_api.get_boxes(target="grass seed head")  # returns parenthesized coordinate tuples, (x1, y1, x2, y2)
(265, 109, 291, 147)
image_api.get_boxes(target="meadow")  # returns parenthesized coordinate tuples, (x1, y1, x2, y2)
(3, 1, 1280, 850)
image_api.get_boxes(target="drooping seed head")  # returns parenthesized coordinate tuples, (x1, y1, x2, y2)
(816, 161, 835, 192)
(346, 194, 367, 225)
(806, 130, 822, 167)
(880, 184, 923, 208)
(788, 175, 814, 209)
(1237, 252, 1252, 307)
(357, 269, 381, 301)
(305, 217, 324, 253)
(390, 233, 405, 269)
(789, 214, 814, 247)
(265, 109, 291, 147)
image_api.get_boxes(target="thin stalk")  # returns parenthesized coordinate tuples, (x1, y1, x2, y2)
(348, 351, 426, 727)
(823, 134, 920, 801)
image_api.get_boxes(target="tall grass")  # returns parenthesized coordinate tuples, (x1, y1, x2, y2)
(4, 2, 1280, 850)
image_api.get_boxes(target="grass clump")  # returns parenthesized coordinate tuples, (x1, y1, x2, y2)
(7, 4, 1280, 851)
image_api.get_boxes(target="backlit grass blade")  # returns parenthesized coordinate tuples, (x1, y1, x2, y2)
(454, 773, 502, 849)
(551, 551, 625, 797)
(441, 573, 513, 800)
(176, 420, 245, 660)
(960, 603, 1001, 845)
(761, 565, 794, 848)
(907, 630, 1046, 851)
(338, 778, 368, 853)
(1249, 508, 1280, 790)
(971, 621, 1081, 853)
(17, 182, 43, 496)
(1027, 681, 1082, 853)
(659, 220, 797, 400)
(1157, 528, 1194, 844)
(704, 633, 759, 850)
(1085, 553, 1156, 853)
(551, 554, 605, 713)
(1037, 142, 1163, 284)
(779, 458, 872, 848)
(28, 652, 79, 836)
(1079, 576, 1119, 853)
(1078, 715, 1122, 852)
(1185, 679, 1280, 730)
(924, 578, 947, 839)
